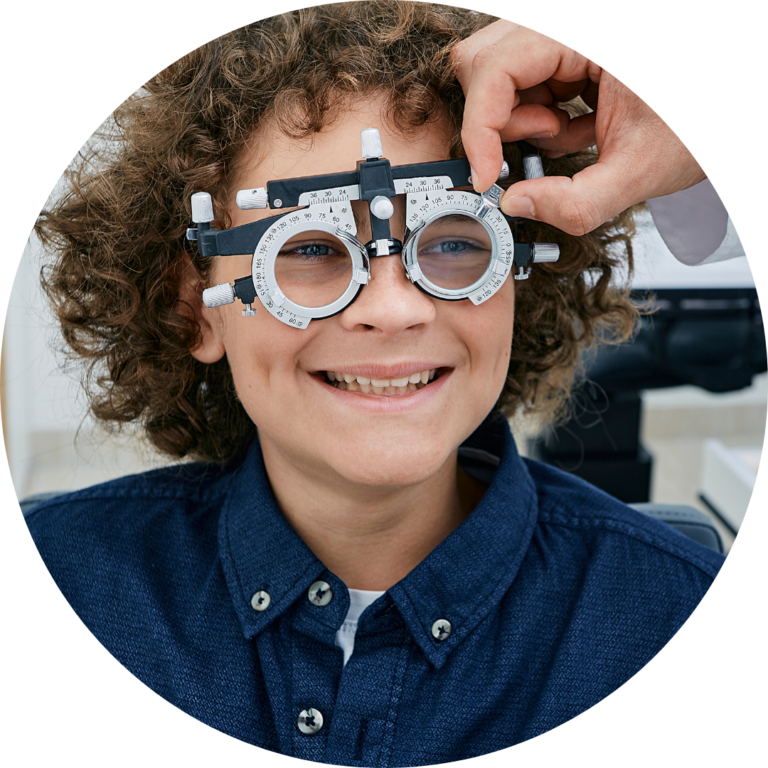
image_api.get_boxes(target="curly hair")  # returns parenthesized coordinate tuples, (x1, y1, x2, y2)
(36, 1, 638, 463)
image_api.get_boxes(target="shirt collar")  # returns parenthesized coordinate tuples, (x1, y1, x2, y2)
(218, 413, 539, 667)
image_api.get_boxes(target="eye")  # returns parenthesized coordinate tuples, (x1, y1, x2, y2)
(278, 239, 345, 261)
(279, 243, 332, 258)
(418, 237, 488, 256)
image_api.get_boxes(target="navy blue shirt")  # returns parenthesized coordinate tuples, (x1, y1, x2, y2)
(26, 415, 724, 766)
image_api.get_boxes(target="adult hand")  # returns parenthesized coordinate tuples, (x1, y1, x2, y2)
(452, 21, 706, 236)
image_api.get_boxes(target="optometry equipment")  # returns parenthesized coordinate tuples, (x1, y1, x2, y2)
(187, 129, 560, 329)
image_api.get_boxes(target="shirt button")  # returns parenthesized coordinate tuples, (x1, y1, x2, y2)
(297, 708, 324, 735)
(250, 590, 271, 611)
(431, 619, 452, 641)
(308, 580, 333, 606)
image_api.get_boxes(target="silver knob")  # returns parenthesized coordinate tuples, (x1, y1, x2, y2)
(475, 184, 504, 220)
(191, 192, 214, 223)
(513, 266, 532, 281)
(360, 127, 383, 159)
(370, 195, 394, 220)
(236, 187, 268, 210)
(532, 243, 560, 263)
(523, 155, 545, 180)
(469, 166, 509, 184)
(202, 282, 235, 308)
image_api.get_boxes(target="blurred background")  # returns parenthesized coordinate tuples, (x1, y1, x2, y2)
(3, 208, 765, 554)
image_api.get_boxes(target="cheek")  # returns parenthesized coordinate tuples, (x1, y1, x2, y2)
(468, 279, 515, 377)
(468, 281, 515, 415)
(219, 306, 308, 422)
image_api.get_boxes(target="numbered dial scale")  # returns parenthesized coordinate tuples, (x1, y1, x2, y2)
(252, 202, 366, 329)
(188, 129, 559, 329)
(401, 183, 513, 305)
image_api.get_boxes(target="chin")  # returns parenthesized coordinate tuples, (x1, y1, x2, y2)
(334, 442, 454, 490)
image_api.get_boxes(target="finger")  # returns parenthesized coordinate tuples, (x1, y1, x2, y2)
(517, 83, 554, 106)
(581, 79, 600, 110)
(499, 161, 643, 236)
(492, 103, 563, 144)
(461, 43, 560, 192)
(451, 19, 520, 90)
(544, 77, 592, 103)
(516, 110, 597, 154)
(461, 27, 598, 192)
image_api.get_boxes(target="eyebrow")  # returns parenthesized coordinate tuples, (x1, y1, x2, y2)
(429, 214, 474, 226)
(353, 207, 368, 231)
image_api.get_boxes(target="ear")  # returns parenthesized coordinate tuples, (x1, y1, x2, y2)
(177, 252, 227, 364)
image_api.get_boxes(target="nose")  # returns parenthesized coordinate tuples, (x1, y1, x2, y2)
(339, 196, 435, 335)
(338, 253, 436, 335)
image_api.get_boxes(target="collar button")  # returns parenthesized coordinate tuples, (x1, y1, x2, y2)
(308, 580, 333, 607)
(431, 619, 452, 641)
(250, 590, 271, 611)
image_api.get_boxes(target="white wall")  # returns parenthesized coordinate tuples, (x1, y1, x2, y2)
(5, 236, 82, 487)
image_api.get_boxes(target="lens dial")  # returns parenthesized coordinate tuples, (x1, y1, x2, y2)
(251, 203, 368, 327)
(402, 190, 513, 304)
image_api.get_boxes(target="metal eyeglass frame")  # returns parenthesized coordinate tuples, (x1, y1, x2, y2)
(186, 128, 559, 329)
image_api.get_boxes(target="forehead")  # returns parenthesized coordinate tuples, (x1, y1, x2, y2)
(233, 94, 454, 191)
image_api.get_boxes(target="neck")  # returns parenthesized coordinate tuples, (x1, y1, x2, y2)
(258, 436, 486, 591)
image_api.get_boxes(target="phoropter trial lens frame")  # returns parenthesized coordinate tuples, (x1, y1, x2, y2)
(187, 129, 559, 328)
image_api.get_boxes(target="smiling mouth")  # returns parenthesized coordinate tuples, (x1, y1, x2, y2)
(322, 368, 445, 395)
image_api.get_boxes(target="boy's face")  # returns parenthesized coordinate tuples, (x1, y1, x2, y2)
(192, 95, 514, 490)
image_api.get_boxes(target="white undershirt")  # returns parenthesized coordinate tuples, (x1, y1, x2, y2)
(335, 588, 386, 666)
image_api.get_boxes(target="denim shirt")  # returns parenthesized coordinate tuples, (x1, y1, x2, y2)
(25, 415, 724, 766)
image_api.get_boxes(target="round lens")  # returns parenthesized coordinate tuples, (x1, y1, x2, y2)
(274, 231, 353, 308)
(416, 214, 493, 290)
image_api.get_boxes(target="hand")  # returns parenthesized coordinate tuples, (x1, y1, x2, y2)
(452, 21, 706, 236)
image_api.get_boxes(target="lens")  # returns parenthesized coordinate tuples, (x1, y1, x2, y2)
(416, 214, 493, 290)
(274, 231, 353, 308)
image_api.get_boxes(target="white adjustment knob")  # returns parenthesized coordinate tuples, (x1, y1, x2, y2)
(202, 283, 235, 308)
(370, 195, 394, 220)
(523, 156, 545, 180)
(360, 128, 383, 159)
(236, 188, 268, 210)
(498, 161, 510, 180)
(191, 192, 214, 223)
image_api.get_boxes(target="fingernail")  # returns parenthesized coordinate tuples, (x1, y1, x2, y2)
(501, 195, 535, 218)
(470, 165, 481, 192)
(531, 131, 554, 139)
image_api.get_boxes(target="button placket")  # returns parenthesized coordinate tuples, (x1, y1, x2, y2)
(296, 580, 333, 736)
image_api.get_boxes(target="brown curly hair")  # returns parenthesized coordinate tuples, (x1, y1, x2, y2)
(36, 1, 638, 463)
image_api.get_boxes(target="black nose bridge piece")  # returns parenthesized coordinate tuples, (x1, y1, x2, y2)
(356, 155, 400, 256)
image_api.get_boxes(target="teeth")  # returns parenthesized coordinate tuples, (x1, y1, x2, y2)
(324, 368, 443, 395)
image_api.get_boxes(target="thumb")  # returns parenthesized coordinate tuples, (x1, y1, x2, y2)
(499, 162, 641, 237)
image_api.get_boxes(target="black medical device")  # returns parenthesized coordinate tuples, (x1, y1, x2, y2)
(186, 129, 559, 328)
